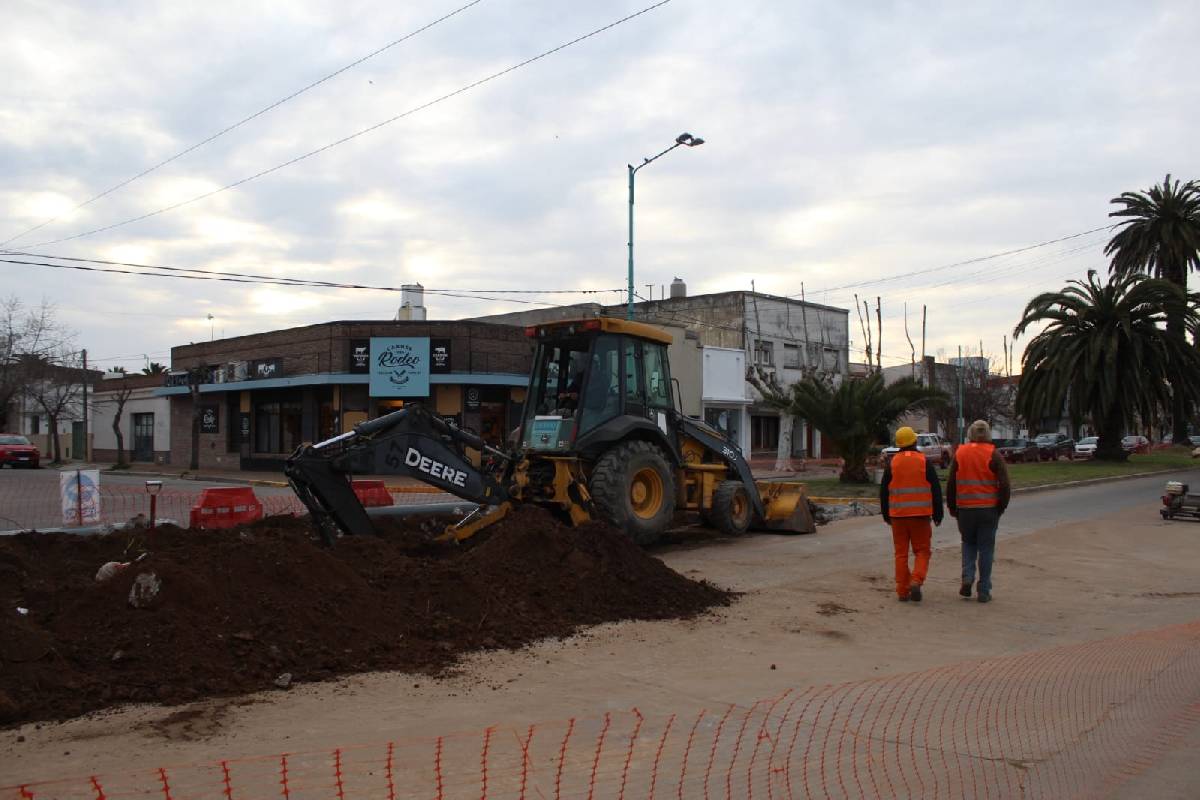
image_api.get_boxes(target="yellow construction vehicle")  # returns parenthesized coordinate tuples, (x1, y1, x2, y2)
(286, 317, 814, 545)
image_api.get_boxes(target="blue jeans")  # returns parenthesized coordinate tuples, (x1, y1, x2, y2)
(957, 507, 999, 594)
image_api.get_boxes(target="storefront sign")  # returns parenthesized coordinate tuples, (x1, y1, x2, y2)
(200, 405, 219, 434)
(464, 386, 481, 410)
(349, 339, 370, 374)
(369, 338, 430, 397)
(60, 469, 101, 526)
(430, 338, 452, 374)
(250, 358, 282, 380)
(239, 412, 251, 443)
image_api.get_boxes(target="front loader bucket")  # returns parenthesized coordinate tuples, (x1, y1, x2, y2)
(756, 481, 816, 535)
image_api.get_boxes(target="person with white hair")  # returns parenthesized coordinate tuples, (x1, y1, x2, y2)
(947, 419, 1011, 603)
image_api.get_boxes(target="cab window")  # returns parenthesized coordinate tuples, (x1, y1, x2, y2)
(579, 334, 622, 433)
(643, 342, 672, 409)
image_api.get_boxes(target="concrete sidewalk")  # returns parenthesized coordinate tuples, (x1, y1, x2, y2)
(76, 463, 436, 491)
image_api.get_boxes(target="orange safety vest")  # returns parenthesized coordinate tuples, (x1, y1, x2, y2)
(888, 450, 933, 517)
(955, 442, 999, 508)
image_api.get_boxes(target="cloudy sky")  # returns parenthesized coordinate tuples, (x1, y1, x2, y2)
(2, 0, 1197, 373)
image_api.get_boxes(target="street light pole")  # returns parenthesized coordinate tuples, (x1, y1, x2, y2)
(627, 132, 704, 320)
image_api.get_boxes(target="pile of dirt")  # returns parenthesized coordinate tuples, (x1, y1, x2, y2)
(0, 506, 730, 725)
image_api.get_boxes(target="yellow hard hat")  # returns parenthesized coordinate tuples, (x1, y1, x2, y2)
(895, 426, 917, 447)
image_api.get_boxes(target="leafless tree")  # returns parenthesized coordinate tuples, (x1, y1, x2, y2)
(93, 380, 136, 467)
(0, 296, 71, 430)
(23, 349, 87, 464)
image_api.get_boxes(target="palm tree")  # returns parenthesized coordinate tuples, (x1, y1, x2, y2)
(785, 373, 946, 483)
(1014, 272, 1200, 460)
(141, 361, 168, 375)
(1106, 175, 1200, 442)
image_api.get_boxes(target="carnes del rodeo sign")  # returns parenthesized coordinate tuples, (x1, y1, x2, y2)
(368, 338, 431, 397)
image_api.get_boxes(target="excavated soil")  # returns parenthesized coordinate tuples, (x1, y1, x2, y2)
(0, 507, 731, 725)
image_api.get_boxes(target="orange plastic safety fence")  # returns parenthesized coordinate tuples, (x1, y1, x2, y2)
(5, 621, 1200, 799)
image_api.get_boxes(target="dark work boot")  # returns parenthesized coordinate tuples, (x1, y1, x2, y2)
(977, 591, 992, 603)
(909, 584, 922, 602)
(960, 582, 972, 598)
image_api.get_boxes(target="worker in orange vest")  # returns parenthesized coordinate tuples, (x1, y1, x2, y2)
(880, 426, 943, 602)
(947, 420, 1011, 603)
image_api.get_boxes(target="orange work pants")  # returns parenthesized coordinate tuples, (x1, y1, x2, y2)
(891, 516, 932, 597)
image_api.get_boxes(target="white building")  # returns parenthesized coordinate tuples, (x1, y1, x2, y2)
(91, 373, 172, 464)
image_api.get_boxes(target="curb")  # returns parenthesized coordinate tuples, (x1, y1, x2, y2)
(810, 466, 1200, 505)
(1011, 467, 1199, 495)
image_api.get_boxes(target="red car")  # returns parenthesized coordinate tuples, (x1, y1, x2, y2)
(0, 433, 40, 468)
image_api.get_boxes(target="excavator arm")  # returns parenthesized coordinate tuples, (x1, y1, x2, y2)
(285, 404, 510, 545)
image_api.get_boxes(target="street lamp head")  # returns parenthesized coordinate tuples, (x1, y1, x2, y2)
(675, 132, 692, 144)
(688, 137, 705, 147)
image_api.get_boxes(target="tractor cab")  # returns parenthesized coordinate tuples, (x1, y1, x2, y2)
(521, 318, 677, 456)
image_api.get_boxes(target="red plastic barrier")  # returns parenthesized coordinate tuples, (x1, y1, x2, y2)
(352, 480, 394, 508)
(189, 487, 264, 530)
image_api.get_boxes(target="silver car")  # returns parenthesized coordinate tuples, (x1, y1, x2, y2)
(1074, 436, 1098, 458)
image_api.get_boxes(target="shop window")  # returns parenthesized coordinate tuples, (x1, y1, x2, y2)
(29, 414, 40, 435)
(783, 344, 801, 369)
(253, 398, 303, 454)
(705, 407, 740, 443)
(751, 415, 780, 452)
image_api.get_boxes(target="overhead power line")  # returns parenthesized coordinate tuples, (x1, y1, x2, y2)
(796, 225, 1115, 298)
(0, 249, 622, 294)
(0, 0, 486, 249)
(26, 0, 675, 248)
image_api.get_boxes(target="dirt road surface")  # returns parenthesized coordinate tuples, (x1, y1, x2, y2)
(3, 472, 1198, 797)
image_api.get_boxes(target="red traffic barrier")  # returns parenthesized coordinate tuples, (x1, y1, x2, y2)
(189, 487, 264, 530)
(352, 479, 394, 507)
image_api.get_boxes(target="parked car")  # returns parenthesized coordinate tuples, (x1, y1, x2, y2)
(0, 433, 40, 468)
(1161, 434, 1200, 447)
(882, 432, 954, 468)
(1121, 435, 1150, 454)
(1074, 436, 1099, 458)
(1034, 432, 1075, 460)
(995, 438, 1039, 463)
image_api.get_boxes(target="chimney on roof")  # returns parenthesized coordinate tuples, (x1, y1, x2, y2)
(670, 276, 687, 299)
(397, 283, 427, 321)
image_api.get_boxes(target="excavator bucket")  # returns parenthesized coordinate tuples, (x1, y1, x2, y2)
(756, 481, 817, 534)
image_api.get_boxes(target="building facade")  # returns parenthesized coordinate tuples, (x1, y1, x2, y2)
(471, 288, 850, 458)
(159, 320, 533, 472)
(92, 373, 172, 465)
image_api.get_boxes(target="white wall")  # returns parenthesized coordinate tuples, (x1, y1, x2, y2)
(92, 390, 171, 451)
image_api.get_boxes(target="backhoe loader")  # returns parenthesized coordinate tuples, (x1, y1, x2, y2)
(285, 317, 814, 545)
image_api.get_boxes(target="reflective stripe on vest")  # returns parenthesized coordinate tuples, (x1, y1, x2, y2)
(955, 442, 999, 508)
(888, 450, 933, 517)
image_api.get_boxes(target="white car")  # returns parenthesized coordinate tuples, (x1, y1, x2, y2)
(1074, 436, 1098, 458)
(883, 433, 953, 468)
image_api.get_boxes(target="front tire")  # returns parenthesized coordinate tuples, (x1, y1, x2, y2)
(710, 480, 753, 536)
(589, 441, 675, 546)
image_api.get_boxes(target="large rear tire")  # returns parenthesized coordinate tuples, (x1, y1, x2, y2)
(590, 441, 675, 546)
(711, 480, 752, 536)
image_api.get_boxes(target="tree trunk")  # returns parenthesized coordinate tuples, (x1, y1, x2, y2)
(838, 440, 872, 483)
(112, 413, 125, 467)
(774, 414, 794, 472)
(189, 385, 202, 471)
(1095, 414, 1127, 462)
(1167, 310, 1190, 444)
(48, 412, 62, 463)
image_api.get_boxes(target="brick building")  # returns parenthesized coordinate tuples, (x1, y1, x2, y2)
(158, 320, 532, 472)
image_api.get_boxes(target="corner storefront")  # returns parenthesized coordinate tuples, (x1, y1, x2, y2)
(158, 320, 532, 472)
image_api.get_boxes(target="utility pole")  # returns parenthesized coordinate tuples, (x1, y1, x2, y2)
(81, 348, 88, 463)
(957, 344, 964, 444)
(904, 302, 915, 379)
(875, 297, 882, 373)
(921, 305, 927, 384)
